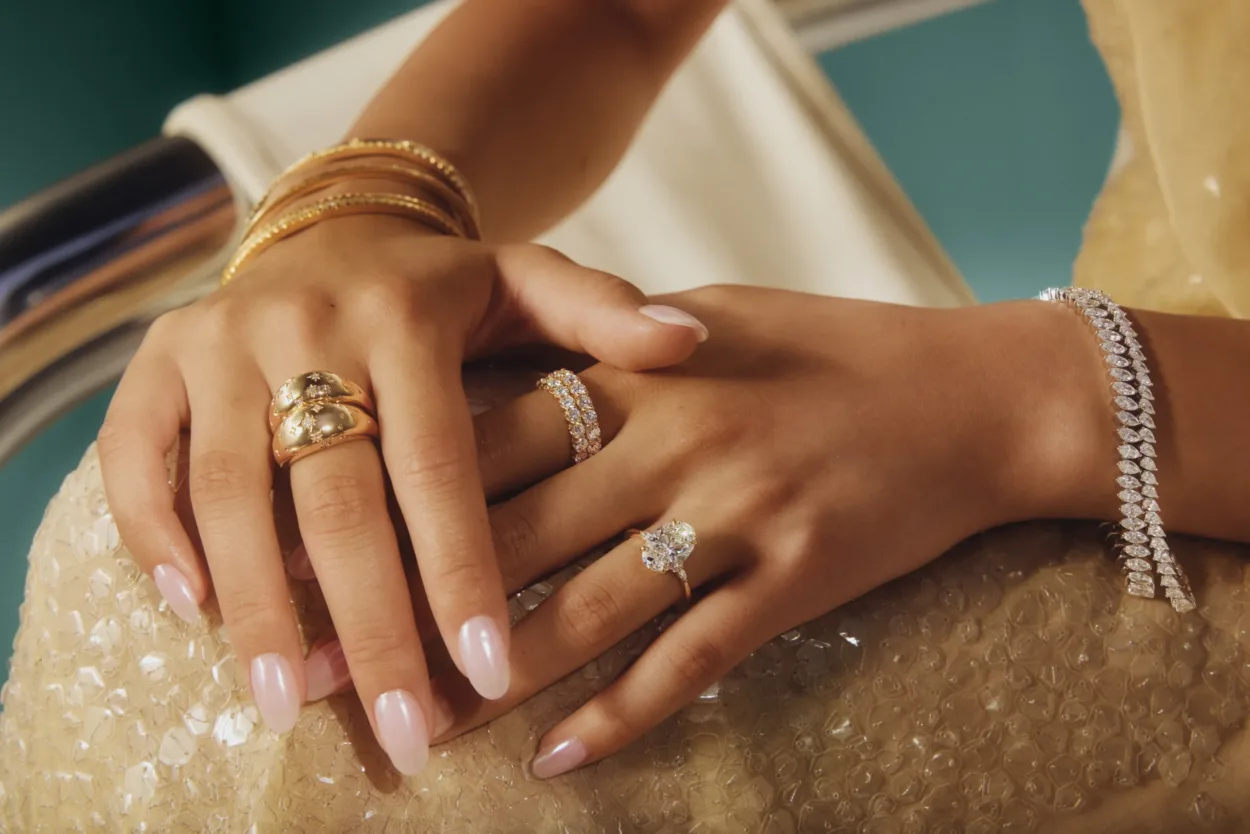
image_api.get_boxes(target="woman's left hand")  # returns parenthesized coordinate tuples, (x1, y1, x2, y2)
(313, 284, 1110, 776)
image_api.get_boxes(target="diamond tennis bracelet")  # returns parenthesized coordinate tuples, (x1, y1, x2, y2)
(1041, 287, 1196, 613)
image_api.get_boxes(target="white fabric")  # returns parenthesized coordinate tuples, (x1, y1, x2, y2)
(164, 0, 972, 308)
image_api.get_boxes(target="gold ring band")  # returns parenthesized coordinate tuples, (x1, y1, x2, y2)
(537, 369, 602, 463)
(272, 401, 379, 467)
(270, 371, 375, 432)
(630, 520, 697, 601)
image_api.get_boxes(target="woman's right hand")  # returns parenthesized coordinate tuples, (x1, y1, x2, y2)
(96, 214, 708, 776)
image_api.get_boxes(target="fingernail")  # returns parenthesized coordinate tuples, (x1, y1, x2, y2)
(639, 305, 709, 342)
(531, 737, 587, 779)
(251, 653, 301, 733)
(285, 544, 316, 581)
(375, 689, 430, 776)
(153, 564, 201, 624)
(430, 688, 455, 738)
(305, 639, 351, 702)
(458, 616, 510, 700)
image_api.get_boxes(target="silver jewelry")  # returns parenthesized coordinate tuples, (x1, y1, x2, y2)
(1041, 287, 1195, 613)
(630, 520, 697, 600)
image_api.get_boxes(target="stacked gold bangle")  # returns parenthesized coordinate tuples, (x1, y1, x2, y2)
(221, 138, 481, 286)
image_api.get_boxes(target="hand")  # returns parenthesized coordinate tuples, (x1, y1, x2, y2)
(96, 213, 709, 775)
(383, 285, 1106, 777)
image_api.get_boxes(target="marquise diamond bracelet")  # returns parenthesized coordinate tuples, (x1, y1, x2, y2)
(1041, 287, 1196, 613)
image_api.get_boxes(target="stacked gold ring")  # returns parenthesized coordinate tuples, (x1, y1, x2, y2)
(270, 371, 379, 467)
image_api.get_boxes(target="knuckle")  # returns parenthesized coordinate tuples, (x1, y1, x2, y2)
(668, 409, 740, 460)
(257, 293, 333, 349)
(341, 625, 411, 672)
(490, 508, 540, 587)
(189, 448, 251, 514)
(555, 579, 621, 652)
(349, 279, 410, 329)
(663, 635, 726, 688)
(299, 471, 374, 539)
(195, 295, 247, 344)
(145, 309, 185, 344)
(393, 443, 465, 500)
(222, 593, 288, 648)
(427, 554, 490, 597)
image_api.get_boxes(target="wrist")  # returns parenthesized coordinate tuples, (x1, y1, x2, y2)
(960, 300, 1117, 525)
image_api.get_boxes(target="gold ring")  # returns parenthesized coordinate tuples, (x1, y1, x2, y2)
(630, 520, 697, 601)
(270, 371, 375, 432)
(272, 402, 379, 467)
(537, 369, 602, 463)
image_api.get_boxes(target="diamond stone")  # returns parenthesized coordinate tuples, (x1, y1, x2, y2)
(1118, 445, 1141, 460)
(1172, 598, 1196, 614)
(1117, 411, 1141, 427)
(1123, 545, 1151, 560)
(1139, 386, 1155, 401)
(1142, 471, 1158, 485)
(1124, 557, 1151, 572)
(1145, 511, 1163, 526)
(1121, 518, 1147, 531)
(1127, 582, 1156, 599)
(1139, 414, 1157, 429)
(1117, 475, 1142, 490)
(1122, 531, 1148, 544)
(1127, 571, 1153, 585)
(1102, 341, 1127, 355)
(1160, 575, 1180, 589)
(1118, 490, 1142, 504)
(1110, 368, 1134, 382)
(1156, 563, 1176, 576)
(1141, 457, 1157, 472)
(1112, 383, 1136, 397)
(1105, 355, 1131, 368)
(1142, 498, 1160, 512)
(640, 521, 697, 574)
(1128, 347, 1147, 361)
(1121, 503, 1143, 518)
(1118, 460, 1141, 475)
(1142, 485, 1158, 498)
(1101, 330, 1123, 342)
(1140, 399, 1155, 416)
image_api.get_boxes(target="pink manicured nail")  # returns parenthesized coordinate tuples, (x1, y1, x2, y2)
(153, 564, 201, 624)
(531, 737, 587, 779)
(639, 305, 709, 342)
(285, 544, 316, 581)
(251, 653, 300, 733)
(458, 616, 510, 700)
(305, 640, 351, 702)
(374, 690, 430, 776)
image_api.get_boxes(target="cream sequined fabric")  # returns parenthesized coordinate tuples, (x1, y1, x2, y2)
(3, 434, 1250, 831)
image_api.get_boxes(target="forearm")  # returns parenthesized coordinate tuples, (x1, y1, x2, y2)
(349, 0, 726, 242)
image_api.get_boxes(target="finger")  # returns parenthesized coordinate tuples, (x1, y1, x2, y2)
(290, 436, 444, 775)
(371, 341, 513, 704)
(431, 516, 736, 743)
(530, 578, 764, 778)
(98, 346, 204, 623)
(186, 366, 306, 734)
(481, 244, 707, 371)
(488, 440, 667, 592)
(474, 365, 630, 498)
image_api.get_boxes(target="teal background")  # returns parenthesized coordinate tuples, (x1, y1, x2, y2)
(0, 0, 1118, 686)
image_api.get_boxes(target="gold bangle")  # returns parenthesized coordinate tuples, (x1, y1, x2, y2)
(220, 192, 464, 286)
(253, 138, 478, 224)
(247, 161, 480, 241)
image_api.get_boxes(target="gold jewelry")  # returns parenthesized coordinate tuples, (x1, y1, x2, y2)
(537, 369, 602, 463)
(270, 371, 375, 433)
(272, 401, 379, 467)
(221, 193, 464, 286)
(247, 162, 480, 241)
(252, 138, 478, 224)
(630, 521, 697, 601)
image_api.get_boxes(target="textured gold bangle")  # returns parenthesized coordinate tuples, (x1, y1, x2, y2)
(253, 138, 478, 225)
(247, 161, 480, 241)
(220, 193, 464, 286)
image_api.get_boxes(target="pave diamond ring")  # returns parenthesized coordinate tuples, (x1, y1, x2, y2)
(630, 520, 697, 601)
(537, 369, 602, 463)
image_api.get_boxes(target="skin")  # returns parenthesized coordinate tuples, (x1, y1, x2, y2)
(96, 0, 1250, 780)
(313, 286, 1250, 776)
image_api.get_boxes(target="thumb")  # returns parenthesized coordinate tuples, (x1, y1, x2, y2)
(484, 244, 707, 371)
